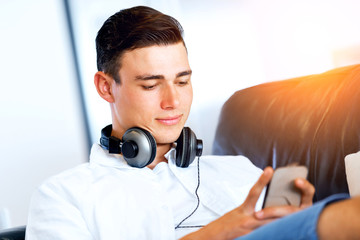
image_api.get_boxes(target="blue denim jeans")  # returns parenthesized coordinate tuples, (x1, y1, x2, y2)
(236, 194, 349, 240)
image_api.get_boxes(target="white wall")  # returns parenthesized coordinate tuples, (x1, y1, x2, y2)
(0, 0, 88, 227)
(179, 0, 360, 154)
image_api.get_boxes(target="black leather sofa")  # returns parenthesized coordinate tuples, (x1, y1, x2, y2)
(0, 226, 25, 240)
(213, 64, 360, 201)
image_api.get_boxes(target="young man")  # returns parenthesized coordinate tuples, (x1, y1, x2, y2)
(26, 6, 350, 240)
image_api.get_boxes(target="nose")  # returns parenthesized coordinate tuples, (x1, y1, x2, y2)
(160, 84, 180, 110)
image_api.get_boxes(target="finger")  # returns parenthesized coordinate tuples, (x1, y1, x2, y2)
(294, 178, 315, 208)
(241, 217, 275, 230)
(255, 205, 298, 220)
(243, 167, 273, 212)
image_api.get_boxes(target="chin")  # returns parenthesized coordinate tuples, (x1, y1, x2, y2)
(154, 127, 183, 144)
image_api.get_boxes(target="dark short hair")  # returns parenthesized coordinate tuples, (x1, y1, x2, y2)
(95, 6, 185, 83)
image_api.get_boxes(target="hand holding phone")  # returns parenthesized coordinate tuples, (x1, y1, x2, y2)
(262, 165, 308, 208)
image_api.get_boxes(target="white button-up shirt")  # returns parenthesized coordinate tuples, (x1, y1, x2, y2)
(26, 144, 264, 240)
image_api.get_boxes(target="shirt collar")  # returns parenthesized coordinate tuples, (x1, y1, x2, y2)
(90, 144, 131, 169)
(90, 144, 177, 170)
(164, 147, 176, 165)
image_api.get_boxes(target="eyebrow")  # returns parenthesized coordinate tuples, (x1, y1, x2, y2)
(135, 70, 192, 81)
(176, 70, 192, 78)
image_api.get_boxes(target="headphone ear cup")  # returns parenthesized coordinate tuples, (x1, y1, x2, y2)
(176, 127, 198, 168)
(122, 127, 157, 168)
(175, 128, 188, 167)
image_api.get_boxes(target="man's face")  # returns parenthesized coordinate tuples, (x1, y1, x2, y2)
(110, 42, 193, 144)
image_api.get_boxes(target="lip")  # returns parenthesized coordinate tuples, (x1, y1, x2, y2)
(156, 115, 182, 126)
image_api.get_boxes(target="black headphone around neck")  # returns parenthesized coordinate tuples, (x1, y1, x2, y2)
(100, 124, 203, 168)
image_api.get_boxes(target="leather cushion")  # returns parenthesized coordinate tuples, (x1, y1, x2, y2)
(213, 64, 360, 201)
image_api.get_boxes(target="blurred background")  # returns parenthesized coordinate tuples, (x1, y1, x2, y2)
(1, 0, 360, 228)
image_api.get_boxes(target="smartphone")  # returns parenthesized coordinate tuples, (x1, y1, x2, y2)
(262, 165, 308, 208)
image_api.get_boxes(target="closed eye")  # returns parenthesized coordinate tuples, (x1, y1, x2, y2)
(142, 84, 157, 90)
(176, 77, 191, 86)
(177, 80, 189, 86)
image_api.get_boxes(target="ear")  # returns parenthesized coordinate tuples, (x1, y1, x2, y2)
(94, 71, 114, 103)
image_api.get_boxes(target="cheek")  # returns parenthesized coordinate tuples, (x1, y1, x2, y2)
(113, 90, 148, 124)
(183, 89, 193, 110)
(117, 87, 149, 108)
(120, 92, 157, 120)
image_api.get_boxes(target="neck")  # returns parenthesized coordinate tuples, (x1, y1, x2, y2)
(147, 143, 172, 170)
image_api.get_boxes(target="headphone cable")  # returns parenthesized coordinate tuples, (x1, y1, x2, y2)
(175, 156, 204, 229)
